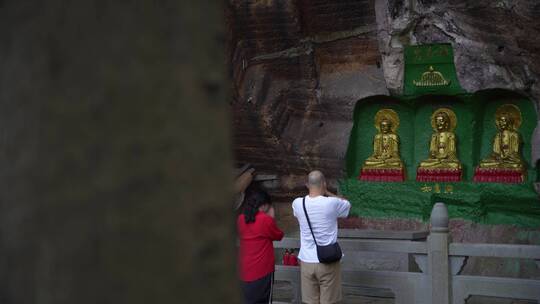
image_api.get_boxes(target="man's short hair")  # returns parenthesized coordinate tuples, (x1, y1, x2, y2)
(307, 170, 325, 188)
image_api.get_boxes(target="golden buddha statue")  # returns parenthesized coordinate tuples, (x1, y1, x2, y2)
(479, 104, 525, 170)
(419, 108, 461, 169)
(363, 109, 403, 169)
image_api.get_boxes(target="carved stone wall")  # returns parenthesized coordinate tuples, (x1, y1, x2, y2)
(227, 0, 540, 232)
(377, 0, 540, 172)
(227, 1, 540, 291)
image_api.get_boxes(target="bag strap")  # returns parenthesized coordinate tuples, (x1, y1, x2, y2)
(302, 197, 318, 246)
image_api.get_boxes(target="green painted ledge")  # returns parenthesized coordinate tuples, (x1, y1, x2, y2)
(339, 179, 540, 228)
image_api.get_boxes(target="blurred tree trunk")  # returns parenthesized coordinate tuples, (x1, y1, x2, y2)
(0, 1, 238, 303)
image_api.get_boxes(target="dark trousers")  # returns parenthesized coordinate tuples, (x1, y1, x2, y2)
(242, 272, 274, 304)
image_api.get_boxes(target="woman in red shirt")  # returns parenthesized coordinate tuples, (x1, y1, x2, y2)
(238, 188, 284, 304)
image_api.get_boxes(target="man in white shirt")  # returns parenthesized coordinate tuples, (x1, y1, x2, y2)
(292, 170, 351, 304)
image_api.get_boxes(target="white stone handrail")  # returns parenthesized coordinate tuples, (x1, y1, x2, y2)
(272, 202, 540, 304)
(450, 242, 540, 259)
(274, 237, 428, 254)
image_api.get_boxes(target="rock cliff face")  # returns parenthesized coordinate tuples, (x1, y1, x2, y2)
(227, 0, 540, 230)
(227, 0, 386, 203)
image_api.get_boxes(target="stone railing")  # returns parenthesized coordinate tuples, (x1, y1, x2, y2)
(273, 203, 540, 304)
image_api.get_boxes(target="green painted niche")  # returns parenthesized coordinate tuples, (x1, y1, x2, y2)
(341, 44, 540, 227)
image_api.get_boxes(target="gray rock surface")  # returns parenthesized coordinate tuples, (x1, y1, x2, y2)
(376, 0, 540, 114)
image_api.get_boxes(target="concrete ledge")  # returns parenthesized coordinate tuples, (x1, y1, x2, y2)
(453, 275, 540, 302)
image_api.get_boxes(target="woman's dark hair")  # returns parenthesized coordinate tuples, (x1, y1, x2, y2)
(243, 186, 271, 224)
